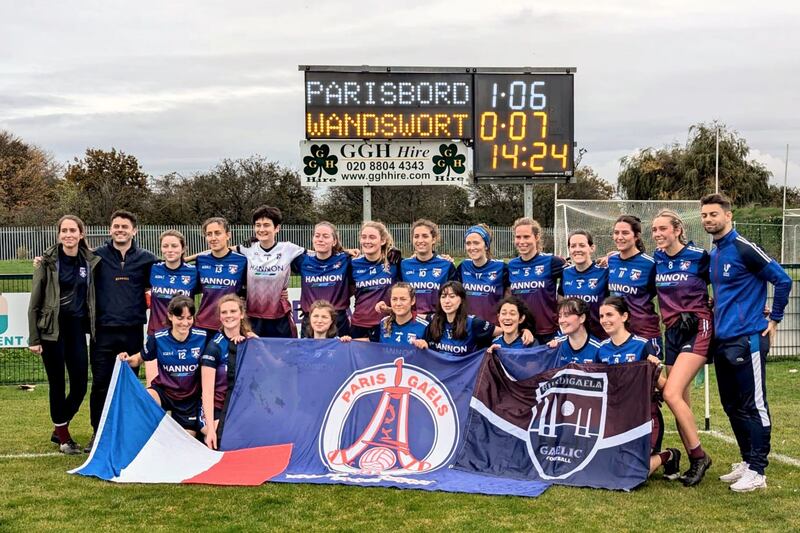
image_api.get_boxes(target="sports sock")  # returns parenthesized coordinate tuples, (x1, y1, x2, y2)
(688, 443, 705, 460)
(54, 423, 71, 444)
(658, 450, 671, 465)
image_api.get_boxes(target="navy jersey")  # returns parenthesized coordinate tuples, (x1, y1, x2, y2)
(654, 243, 711, 328)
(400, 255, 457, 314)
(373, 315, 429, 345)
(143, 328, 207, 400)
(350, 256, 400, 327)
(425, 315, 495, 355)
(492, 334, 525, 349)
(710, 229, 792, 339)
(457, 259, 508, 323)
(297, 251, 352, 312)
(559, 262, 609, 339)
(557, 334, 602, 365)
(195, 250, 248, 330)
(148, 262, 199, 335)
(200, 332, 232, 410)
(597, 334, 656, 365)
(607, 252, 661, 339)
(508, 253, 565, 335)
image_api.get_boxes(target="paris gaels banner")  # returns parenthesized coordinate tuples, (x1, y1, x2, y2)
(453, 355, 656, 491)
(219, 339, 553, 496)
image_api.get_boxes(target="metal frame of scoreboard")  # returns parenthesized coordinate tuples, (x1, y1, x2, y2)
(300, 65, 576, 186)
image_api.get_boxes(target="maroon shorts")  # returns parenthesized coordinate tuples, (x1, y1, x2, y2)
(664, 315, 713, 365)
(650, 403, 664, 453)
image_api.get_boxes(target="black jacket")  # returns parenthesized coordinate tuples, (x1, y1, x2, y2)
(94, 240, 158, 327)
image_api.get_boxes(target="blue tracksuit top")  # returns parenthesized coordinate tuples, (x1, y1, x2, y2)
(710, 229, 791, 340)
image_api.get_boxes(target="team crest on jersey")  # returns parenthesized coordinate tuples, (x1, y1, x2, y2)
(320, 358, 459, 478)
(630, 269, 641, 280)
(191, 347, 201, 359)
(432, 268, 442, 278)
(79, 267, 87, 279)
(534, 265, 545, 276)
(588, 278, 598, 289)
(228, 265, 239, 274)
(679, 260, 691, 271)
(527, 368, 607, 479)
(181, 275, 192, 284)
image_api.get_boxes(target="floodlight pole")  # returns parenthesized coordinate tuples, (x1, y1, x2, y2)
(524, 183, 533, 218)
(715, 127, 720, 194)
(781, 144, 789, 263)
(705, 125, 721, 431)
(363, 186, 372, 222)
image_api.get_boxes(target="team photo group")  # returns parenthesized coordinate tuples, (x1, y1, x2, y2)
(27, 192, 790, 493)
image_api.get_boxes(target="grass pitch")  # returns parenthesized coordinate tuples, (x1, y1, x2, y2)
(0, 363, 798, 532)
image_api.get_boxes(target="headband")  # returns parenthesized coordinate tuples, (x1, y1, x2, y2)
(464, 225, 491, 249)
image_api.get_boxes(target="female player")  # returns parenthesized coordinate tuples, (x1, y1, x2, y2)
(553, 297, 603, 364)
(597, 296, 680, 479)
(304, 300, 354, 341)
(147, 229, 199, 335)
(200, 294, 254, 449)
(28, 215, 99, 454)
(652, 209, 713, 485)
(487, 296, 533, 352)
(607, 215, 662, 355)
(195, 217, 248, 336)
(508, 217, 565, 344)
(457, 224, 508, 324)
(296, 221, 352, 337)
(350, 221, 400, 340)
(400, 219, 456, 314)
(559, 230, 608, 339)
(372, 283, 429, 345)
(119, 295, 207, 436)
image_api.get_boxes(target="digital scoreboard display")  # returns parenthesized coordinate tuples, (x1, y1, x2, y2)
(472, 74, 574, 177)
(305, 72, 473, 140)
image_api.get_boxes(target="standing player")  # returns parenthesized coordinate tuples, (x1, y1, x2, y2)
(195, 217, 248, 336)
(559, 230, 608, 339)
(87, 210, 158, 452)
(119, 295, 207, 436)
(28, 215, 99, 454)
(147, 230, 199, 335)
(701, 193, 791, 492)
(235, 206, 304, 338)
(296, 221, 352, 337)
(607, 215, 662, 355)
(652, 209, 713, 485)
(457, 224, 508, 324)
(350, 221, 400, 340)
(372, 283, 429, 345)
(508, 217, 565, 344)
(554, 297, 602, 365)
(400, 219, 456, 314)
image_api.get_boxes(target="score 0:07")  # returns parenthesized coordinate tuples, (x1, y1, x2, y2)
(488, 142, 570, 171)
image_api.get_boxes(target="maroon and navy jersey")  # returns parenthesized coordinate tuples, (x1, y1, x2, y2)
(350, 256, 400, 327)
(195, 250, 248, 330)
(607, 252, 661, 340)
(238, 241, 305, 321)
(508, 253, 565, 335)
(597, 334, 656, 365)
(143, 328, 207, 400)
(200, 332, 232, 410)
(559, 262, 609, 339)
(147, 262, 199, 335)
(297, 251, 352, 313)
(654, 243, 711, 328)
(556, 334, 602, 364)
(424, 314, 495, 355)
(373, 315, 429, 345)
(456, 258, 508, 323)
(400, 255, 457, 314)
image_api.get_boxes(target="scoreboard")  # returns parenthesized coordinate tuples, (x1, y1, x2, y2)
(301, 66, 575, 181)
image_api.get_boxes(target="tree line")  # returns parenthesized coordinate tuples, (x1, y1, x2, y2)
(0, 122, 791, 228)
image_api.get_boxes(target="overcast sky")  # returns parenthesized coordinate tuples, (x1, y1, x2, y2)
(1, 0, 798, 188)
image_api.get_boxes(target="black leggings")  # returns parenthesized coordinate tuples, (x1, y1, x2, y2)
(41, 315, 89, 426)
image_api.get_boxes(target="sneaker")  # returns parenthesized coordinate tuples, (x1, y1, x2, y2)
(681, 454, 712, 486)
(83, 433, 96, 454)
(59, 439, 82, 455)
(50, 431, 59, 445)
(719, 461, 750, 483)
(662, 448, 682, 480)
(730, 469, 767, 492)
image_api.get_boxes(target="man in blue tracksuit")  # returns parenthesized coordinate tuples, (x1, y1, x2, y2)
(86, 210, 157, 451)
(701, 193, 792, 492)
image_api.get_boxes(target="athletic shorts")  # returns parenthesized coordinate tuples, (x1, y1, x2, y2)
(150, 384, 199, 431)
(250, 315, 297, 338)
(350, 323, 380, 341)
(650, 402, 664, 453)
(199, 404, 223, 430)
(664, 314, 713, 365)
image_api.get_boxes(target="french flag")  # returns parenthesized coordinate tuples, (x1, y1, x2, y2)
(70, 359, 291, 485)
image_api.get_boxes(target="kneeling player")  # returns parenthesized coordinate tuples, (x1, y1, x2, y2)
(487, 297, 534, 352)
(372, 283, 428, 345)
(120, 295, 206, 436)
(598, 296, 679, 478)
(553, 297, 602, 364)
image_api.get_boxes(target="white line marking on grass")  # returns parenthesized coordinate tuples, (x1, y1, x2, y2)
(666, 429, 800, 468)
(0, 452, 61, 459)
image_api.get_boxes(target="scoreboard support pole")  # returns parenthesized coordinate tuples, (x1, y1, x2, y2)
(363, 186, 372, 222)
(523, 183, 534, 218)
